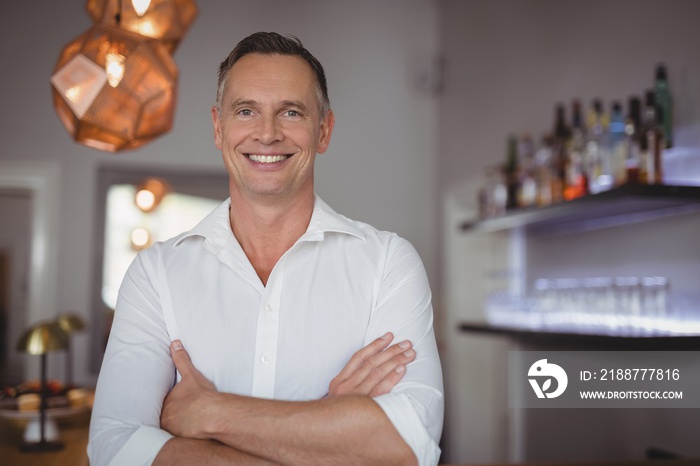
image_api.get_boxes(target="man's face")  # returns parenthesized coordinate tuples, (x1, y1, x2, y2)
(212, 53, 334, 202)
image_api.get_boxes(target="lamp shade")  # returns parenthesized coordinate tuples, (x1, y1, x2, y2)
(86, 0, 198, 53)
(17, 323, 69, 356)
(56, 314, 86, 333)
(50, 24, 178, 152)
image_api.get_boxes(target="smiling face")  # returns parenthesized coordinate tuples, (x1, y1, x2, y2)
(212, 53, 334, 205)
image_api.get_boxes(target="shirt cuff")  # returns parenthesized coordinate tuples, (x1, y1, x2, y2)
(108, 425, 173, 466)
(373, 393, 441, 466)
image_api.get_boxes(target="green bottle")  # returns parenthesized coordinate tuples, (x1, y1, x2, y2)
(503, 135, 520, 210)
(654, 64, 673, 149)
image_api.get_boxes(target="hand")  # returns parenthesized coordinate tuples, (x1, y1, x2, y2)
(161, 340, 220, 439)
(327, 332, 415, 398)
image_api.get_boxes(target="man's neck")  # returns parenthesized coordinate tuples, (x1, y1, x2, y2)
(228, 188, 315, 286)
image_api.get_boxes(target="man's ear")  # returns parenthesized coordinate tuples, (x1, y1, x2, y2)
(211, 106, 223, 150)
(316, 110, 335, 154)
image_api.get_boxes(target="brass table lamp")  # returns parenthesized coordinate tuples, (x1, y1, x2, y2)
(56, 313, 86, 388)
(16, 322, 69, 452)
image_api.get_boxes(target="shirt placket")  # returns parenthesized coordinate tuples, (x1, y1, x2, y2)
(250, 257, 285, 399)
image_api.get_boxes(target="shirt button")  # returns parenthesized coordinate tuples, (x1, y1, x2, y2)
(264, 303, 273, 312)
(261, 356, 270, 364)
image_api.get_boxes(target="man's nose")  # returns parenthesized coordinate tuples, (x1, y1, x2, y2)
(254, 115, 283, 144)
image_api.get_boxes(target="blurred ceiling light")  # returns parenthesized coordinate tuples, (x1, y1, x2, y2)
(132, 0, 152, 16)
(135, 189, 155, 211)
(135, 177, 170, 212)
(50, 24, 178, 152)
(131, 228, 152, 250)
(86, 0, 198, 53)
(105, 49, 126, 87)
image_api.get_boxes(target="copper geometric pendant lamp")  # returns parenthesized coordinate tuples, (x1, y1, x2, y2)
(86, 0, 198, 53)
(51, 0, 197, 152)
(51, 24, 178, 152)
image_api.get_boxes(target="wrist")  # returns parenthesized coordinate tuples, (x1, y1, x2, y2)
(201, 391, 231, 438)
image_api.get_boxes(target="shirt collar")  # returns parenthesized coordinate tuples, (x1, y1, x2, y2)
(173, 194, 365, 250)
(302, 194, 366, 242)
(173, 198, 232, 250)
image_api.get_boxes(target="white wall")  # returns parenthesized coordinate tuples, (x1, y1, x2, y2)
(439, 0, 700, 187)
(0, 0, 440, 388)
(439, 0, 700, 463)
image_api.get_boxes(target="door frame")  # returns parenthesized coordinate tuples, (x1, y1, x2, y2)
(0, 160, 61, 379)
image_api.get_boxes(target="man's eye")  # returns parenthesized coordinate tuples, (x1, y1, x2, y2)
(238, 109, 252, 116)
(285, 110, 300, 117)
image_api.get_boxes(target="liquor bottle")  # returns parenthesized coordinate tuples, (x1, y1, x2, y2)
(641, 90, 665, 184)
(585, 99, 611, 193)
(551, 104, 570, 202)
(517, 134, 537, 208)
(503, 135, 520, 210)
(535, 135, 554, 207)
(564, 99, 588, 200)
(609, 101, 627, 186)
(654, 64, 673, 148)
(625, 96, 642, 183)
(480, 166, 507, 217)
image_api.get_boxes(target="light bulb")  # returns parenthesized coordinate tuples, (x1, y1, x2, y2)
(132, 0, 152, 16)
(105, 52, 126, 87)
(132, 19, 157, 37)
(134, 178, 170, 212)
(131, 228, 151, 250)
(65, 85, 83, 104)
(135, 189, 156, 211)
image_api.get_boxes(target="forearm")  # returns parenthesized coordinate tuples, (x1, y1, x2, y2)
(203, 393, 416, 466)
(153, 437, 280, 466)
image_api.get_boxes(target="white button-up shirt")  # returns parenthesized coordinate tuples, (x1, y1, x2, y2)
(88, 195, 444, 466)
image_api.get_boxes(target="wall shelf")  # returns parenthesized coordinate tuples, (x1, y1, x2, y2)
(459, 322, 700, 350)
(461, 184, 700, 235)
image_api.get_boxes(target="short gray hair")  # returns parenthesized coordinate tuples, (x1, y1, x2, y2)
(215, 32, 330, 117)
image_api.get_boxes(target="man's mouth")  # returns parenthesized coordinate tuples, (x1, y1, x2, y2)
(246, 154, 292, 163)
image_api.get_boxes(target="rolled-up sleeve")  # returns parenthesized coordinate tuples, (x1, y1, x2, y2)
(88, 248, 175, 466)
(367, 236, 444, 466)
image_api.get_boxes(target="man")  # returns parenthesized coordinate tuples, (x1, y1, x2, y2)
(88, 32, 443, 466)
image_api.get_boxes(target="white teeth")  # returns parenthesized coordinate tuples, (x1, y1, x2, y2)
(248, 154, 289, 163)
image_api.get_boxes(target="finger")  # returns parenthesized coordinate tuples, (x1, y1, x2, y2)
(369, 364, 407, 397)
(329, 341, 415, 397)
(170, 340, 194, 377)
(333, 332, 394, 381)
(358, 347, 416, 395)
(347, 340, 413, 385)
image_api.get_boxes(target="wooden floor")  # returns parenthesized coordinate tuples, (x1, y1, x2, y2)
(0, 411, 90, 466)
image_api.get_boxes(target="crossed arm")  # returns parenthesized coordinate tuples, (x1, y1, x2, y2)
(89, 235, 443, 466)
(154, 334, 418, 466)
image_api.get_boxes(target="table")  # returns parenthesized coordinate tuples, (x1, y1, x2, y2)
(0, 409, 90, 466)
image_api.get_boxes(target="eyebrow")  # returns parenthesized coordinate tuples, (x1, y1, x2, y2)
(228, 99, 258, 110)
(280, 100, 311, 114)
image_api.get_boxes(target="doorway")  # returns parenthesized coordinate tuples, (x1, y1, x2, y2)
(0, 160, 61, 382)
(0, 189, 32, 385)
